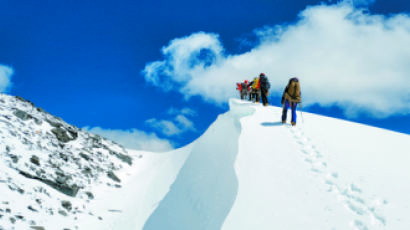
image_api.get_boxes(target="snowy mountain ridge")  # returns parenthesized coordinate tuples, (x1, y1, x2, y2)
(1, 96, 410, 230)
(0, 94, 135, 230)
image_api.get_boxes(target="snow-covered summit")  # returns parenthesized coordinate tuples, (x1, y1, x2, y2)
(1, 97, 410, 230)
(0, 94, 134, 230)
(139, 99, 410, 230)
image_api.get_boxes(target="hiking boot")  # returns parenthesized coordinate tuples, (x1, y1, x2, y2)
(282, 120, 286, 124)
(291, 122, 296, 126)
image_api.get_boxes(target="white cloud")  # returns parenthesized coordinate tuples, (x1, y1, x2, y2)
(175, 115, 196, 132)
(83, 126, 174, 152)
(0, 65, 14, 93)
(145, 107, 197, 136)
(143, 32, 224, 92)
(145, 118, 183, 136)
(167, 107, 197, 116)
(142, 2, 410, 118)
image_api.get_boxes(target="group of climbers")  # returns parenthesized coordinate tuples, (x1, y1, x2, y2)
(236, 73, 271, 106)
(236, 74, 302, 126)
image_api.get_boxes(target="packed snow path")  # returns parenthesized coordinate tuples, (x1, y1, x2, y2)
(222, 100, 410, 230)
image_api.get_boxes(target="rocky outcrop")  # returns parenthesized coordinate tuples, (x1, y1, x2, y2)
(0, 94, 136, 228)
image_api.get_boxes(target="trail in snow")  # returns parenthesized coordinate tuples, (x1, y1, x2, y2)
(287, 122, 387, 230)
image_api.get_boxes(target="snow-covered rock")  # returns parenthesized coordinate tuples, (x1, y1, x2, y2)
(0, 94, 134, 230)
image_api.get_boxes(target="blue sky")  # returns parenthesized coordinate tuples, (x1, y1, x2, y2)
(1, 0, 409, 151)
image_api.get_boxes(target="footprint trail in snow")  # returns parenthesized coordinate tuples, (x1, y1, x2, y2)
(286, 125, 388, 230)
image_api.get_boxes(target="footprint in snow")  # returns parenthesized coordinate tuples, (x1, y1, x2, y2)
(286, 126, 388, 228)
(353, 220, 369, 230)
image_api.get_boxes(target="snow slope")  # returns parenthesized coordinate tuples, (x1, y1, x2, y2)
(2, 96, 410, 230)
(89, 99, 410, 230)
(223, 100, 410, 230)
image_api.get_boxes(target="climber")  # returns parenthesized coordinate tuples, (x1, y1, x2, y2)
(259, 73, 270, 106)
(281, 77, 302, 126)
(249, 77, 261, 103)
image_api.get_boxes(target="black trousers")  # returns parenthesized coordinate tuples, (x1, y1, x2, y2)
(240, 91, 248, 100)
(261, 88, 269, 105)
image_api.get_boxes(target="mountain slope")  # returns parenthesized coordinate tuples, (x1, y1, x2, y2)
(1, 96, 409, 230)
(140, 99, 410, 230)
(223, 101, 410, 230)
(0, 94, 134, 230)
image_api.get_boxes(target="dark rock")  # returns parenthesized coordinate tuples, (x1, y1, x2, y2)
(61, 201, 72, 211)
(19, 170, 80, 197)
(30, 226, 45, 230)
(35, 169, 44, 177)
(8, 185, 15, 191)
(6, 208, 11, 213)
(79, 152, 90, 161)
(36, 107, 46, 113)
(107, 171, 121, 183)
(15, 215, 24, 220)
(5, 146, 10, 153)
(17, 188, 24, 194)
(67, 128, 78, 139)
(30, 155, 40, 166)
(110, 151, 132, 165)
(51, 128, 72, 143)
(9, 217, 16, 224)
(46, 119, 62, 128)
(58, 210, 67, 216)
(59, 152, 68, 162)
(9, 154, 18, 163)
(28, 205, 38, 212)
(98, 216, 103, 220)
(13, 109, 33, 121)
(15, 96, 35, 106)
(85, 191, 94, 199)
(82, 167, 92, 176)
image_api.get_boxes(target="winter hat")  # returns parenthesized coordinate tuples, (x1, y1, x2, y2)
(259, 73, 265, 76)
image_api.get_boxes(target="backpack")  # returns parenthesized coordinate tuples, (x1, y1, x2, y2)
(286, 78, 301, 102)
(251, 77, 260, 89)
(259, 75, 270, 90)
(236, 82, 241, 91)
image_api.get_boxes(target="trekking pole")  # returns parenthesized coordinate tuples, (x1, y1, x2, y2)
(299, 102, 304, 123)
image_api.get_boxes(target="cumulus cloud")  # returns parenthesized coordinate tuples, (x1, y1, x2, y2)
(143, 32, 224, 92)
(0, 65, 14, 92)
(167, 107, 197, 116)
(143, 2, 410, 118)
(83, 126, 174, 152)
(145, 107, 197, 136)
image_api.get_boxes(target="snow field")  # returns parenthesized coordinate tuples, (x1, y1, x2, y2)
(2, 96, 410, 230)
